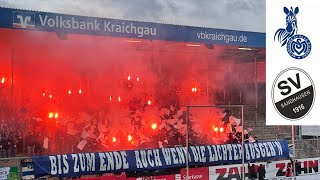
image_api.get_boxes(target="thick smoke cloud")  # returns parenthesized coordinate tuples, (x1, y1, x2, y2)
(0, 26, 248, 149)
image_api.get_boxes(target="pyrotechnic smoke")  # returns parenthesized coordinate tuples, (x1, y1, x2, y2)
(0, 28, 246, 150)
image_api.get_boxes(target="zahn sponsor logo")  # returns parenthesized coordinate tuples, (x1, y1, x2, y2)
(13, 11, 35, 29)
(274, 7, 311, 59)
(272, 68, 315, 120)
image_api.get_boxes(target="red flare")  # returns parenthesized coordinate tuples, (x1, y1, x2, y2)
(151, 123, 157, 130)
(128, 135, 132, 142)
(192, 87, 198, 92)
(1, 77, 5, 84)
(54, 113, 59, 119)
(48, 112, 54, 119)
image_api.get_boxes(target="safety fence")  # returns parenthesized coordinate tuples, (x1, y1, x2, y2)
(1, 156, 320, 179)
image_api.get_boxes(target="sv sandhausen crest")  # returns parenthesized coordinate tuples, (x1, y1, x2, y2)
(274, 7, 311, 59)
(272, 68, 315, 120)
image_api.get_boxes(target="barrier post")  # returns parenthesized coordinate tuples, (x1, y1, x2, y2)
(11, 47, 15, 119)
(292, 125, 296, 179)
(186, 106, 190, 180)
(241, 105, 245, 180)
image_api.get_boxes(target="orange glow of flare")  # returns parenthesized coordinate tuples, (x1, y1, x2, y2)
(79, 89, 82, 94)
(192, 87, 198, 92)
(128, 135, 133, 142)
(219, 127, 224, 133)
(112, 137, 117, 143)
(151, 123, 157, 130)
(214, 127, 218, 132)
(136, 77, 139, 81)
(128, 75, 131, 81)
(118, 96, 121, 102)
(49, 112, 58, 119)
(68, 90, 72, 95)
(1, 77, 5, 84)
(48, 112, 54, 119)
(147, 100, 152, 105)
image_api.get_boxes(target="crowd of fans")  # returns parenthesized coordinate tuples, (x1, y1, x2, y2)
(226, 130, 258, 144)
(0, 115, 146, 158)
(0, 107, 257, 158)
(0, 120, 24, 158)
(248, 163, 266, 180)
(0, 117, 74, 158)
(0, 119, 258, 159)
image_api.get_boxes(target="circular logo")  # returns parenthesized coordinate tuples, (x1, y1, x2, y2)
(272, 68, 315, 120)
(286, 34, 311, 59)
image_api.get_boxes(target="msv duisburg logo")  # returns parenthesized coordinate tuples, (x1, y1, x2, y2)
(274, 7, 311, 59)
(13, 11, 35, 29)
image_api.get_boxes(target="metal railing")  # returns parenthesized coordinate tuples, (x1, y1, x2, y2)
(293, 139, 320, 159)
(0, 156, 30, 179)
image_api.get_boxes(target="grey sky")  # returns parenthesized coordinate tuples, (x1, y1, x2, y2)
(0, 0, 265, 32)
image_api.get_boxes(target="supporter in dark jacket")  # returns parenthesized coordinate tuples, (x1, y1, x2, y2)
(248, 163, 257, 179)
(16, 132, 23, 154)
(258, 164, 266, 180)
(25, 132, 35, 156)
(295, 160, 301, 176)
(35, 132, 44, 155)
(9, 133, 16, 157)
(0, 135, 11, 158)
(286, 163, 292, 177)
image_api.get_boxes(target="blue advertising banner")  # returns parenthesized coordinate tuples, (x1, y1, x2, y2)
(32, 141, 289, 178)
(0, 7, 265, 47)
